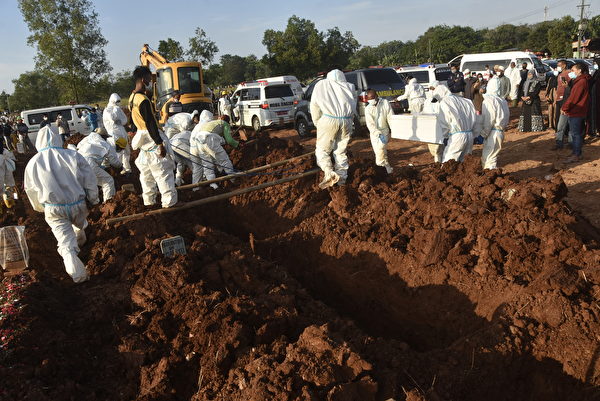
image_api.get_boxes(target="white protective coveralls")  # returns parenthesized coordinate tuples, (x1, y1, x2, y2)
(505, 66, 521, 101)
(397, 78, 426, 113)
(365, 98, 393, 172)
(0, 149, 16, 207)
(131, 130, 177, 208)
(219, 97, 232, 119)
(24, 126, 99, 283)
(433, 85, 477, 163)
(473, 94, 510, 169)
(77, 132, 122, 201)
(309, 69, 357, 188)
(423, 81, 445, 162)
(167, 113, 196, 186)
(190, 110, 234, 188)
(103, 94, 131, 173)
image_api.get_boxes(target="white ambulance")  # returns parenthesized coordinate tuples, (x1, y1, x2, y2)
(230, 76, 302, 131)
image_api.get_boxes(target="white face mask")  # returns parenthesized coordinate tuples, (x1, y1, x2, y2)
(496, 71, 502, 76)
(553, 71, 559, 76)
(478, 77, 483, 81)
(451, 70, 457, 74)
(557, 66, 562, 72)
(367, 99, 377, 106)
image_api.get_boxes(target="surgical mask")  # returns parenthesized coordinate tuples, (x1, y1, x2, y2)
(478, 77, 483, 81)
(367, 99, 377, 106)
(557, 66, 562, 72)
(568, 71, 577, 80)
(496, 71, 502, 76)
(553, 71, 559, 76)
(451, 70, 457, 74)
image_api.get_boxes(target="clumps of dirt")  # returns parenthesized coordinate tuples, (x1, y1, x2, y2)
(2, 134, 600, 401)
(229, 131, 306, 170)
(63, 133, 86, 148)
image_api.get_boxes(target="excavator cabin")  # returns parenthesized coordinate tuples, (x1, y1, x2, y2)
(140, 44, 213, 124)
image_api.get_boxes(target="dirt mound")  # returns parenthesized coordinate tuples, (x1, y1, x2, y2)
(1, 134, 600, 400)
(63, 133, 86, 148)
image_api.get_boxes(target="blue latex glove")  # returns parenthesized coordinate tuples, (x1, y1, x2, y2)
(379, 133, 388, 145)
(474, 135, 484, 145)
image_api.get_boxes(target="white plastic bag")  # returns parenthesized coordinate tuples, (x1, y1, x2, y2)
(0, 226, 29, 272)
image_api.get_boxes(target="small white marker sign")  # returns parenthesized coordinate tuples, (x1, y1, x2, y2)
(160, 236, 186, 258)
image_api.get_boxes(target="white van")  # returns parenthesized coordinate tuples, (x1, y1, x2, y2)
(230, 76, 302, 131)
(396, 64, 452, 91)
(21, 104, 95, 143)
(450, 51, 546, 82)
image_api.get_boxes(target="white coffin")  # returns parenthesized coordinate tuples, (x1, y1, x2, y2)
(389, 113, 445, 144)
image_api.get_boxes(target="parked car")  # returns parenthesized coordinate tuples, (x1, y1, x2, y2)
(293, 67, 407, 137)
(450, 51, 546, 83)
(396, 64, 452, 92)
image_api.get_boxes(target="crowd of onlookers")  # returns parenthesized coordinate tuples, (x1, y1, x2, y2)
(448, 58, 599, 163)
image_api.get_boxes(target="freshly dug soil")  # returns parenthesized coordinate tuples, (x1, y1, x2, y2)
(1, 135, 599, 401)
(63, 133, 86, 148)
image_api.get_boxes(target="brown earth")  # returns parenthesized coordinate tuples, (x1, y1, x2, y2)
(0, 121, 599, 400)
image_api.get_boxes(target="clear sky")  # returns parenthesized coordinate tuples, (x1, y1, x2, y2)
(0, 0, 597, 93)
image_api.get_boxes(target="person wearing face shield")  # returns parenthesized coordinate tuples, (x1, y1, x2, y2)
(473, 88, 510, 169)
(432, 85, 476, 163)
(518, 70, 544, 132)
(24, 126, 99, 283)
(190, 110, 235, 189)
(310, 69, 357, 188)
(365, 89, 393, 173)
(129, 66, 178, 208)
(396, 76, 425, 113)
(103, 93, 132, 175)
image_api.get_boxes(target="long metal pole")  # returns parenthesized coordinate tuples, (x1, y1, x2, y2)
(106, 169, 319, 225)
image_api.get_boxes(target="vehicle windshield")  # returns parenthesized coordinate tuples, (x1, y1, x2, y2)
(157, 67, 173, 99)
(265, 85, 294, 99)
(362, 69, 403, 85)
(462, 60, 512, 71)
(435, 68, 453, 82)
(177, 67, 202, 94)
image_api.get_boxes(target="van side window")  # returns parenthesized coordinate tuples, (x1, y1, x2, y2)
(345, 73, 359, 89)
(49, 109, 72, 121)
(248, 88, 260, 100)
(462, 60, 512, 72)
(76, 107, 90, 118)
(27, 113, 45, 125)
(240, 89, 249, 101)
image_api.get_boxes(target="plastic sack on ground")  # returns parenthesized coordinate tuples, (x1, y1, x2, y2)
(0, 226, 29, 274)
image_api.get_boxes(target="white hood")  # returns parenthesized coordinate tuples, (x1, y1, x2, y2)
(309, 69, 357, 122)
(35, 126, 63, 151)
(108, 93, 121, 106)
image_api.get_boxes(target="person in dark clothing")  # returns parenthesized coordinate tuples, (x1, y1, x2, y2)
(518, 70, 544, 132)
(463, 69, 477, 100)
(1, 121, 13, 151)
(472, 73, 486, 113)
(545, 71, 558, 130)
(562, 63, 591, 162)
(552, 60, 573, 149)
(447, 65, 465, 96)
(16, 118, 34, 152)
(518, 63, 529, 99)
(586, 57, 600, 137)
(39, 113, 50, 129)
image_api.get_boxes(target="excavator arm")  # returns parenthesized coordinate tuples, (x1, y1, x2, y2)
(140, 44, 169, 68)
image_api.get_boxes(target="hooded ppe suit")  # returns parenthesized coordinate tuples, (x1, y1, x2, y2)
(190, 111, 234, 187)
(423, 81, 445, 162)
(24, 127, 99, 283)
(166, 113, 197, 186)
(103, 93, 131, 173)
(397, 78, 426, 113)
(77, 132, 122, 201)
(505, 66, 521, 102)
(433, 86, 477, 163)
(486, 74, 511, 99)
(0, 149, 16, 207)
(219, 97, 232, 119)
(365, 98, 393, 172)
(310, 69, 357, 188)
(474, 94, 510, 169)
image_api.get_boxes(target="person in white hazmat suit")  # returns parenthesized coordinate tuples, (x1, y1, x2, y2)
(432, 85, 477, 163)
(219, 92, 232, 120)
(190, 110, 234, 189)
(365, 89, 393, 173)
(166, 113, 196, 186)
(129, 66, 178, 209)
(0, 145, 16, 211)
(473, 90, 510, 169)
(76, 130, 122, 202)
(310, 69, 357, 188)
(103, 93, 132, 175)
(397, 77, 426, 113)
(24, 126, 99, 283)
(422, 81, 445, 163)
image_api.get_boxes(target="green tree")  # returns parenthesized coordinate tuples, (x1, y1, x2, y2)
(18, 0, 111, 103)
(415, 25, 482, 63)
(0, 91, 9, 111)
(524, 22, 553, 52)
(158, 38, 185, 62)
(187, 28, 219, 65)
(480, 24, 530, 52)
(11, 71, 61, 110)
(323, 28, 359, 68)
(547, 16, 577, 57)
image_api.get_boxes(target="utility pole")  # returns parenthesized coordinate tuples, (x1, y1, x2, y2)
(576, 0, 590, 58)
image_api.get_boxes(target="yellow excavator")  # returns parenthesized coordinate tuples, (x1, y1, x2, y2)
(139, 44, 213, 124)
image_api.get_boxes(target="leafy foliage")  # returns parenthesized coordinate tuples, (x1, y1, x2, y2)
(17, 0, 110, 103)
(158, 38, 185, 62)
(10, 71, 62, 110)
(187, 28, 219, 65)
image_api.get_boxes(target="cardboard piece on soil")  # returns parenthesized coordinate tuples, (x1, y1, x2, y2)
(0, 225, 29, 274)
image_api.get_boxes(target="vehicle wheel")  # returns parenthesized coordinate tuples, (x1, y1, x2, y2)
(296, 117, 310, 137)
(252, 116, 260, 133)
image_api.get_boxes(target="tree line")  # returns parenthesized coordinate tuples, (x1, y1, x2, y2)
(7, 0, 600, 111)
